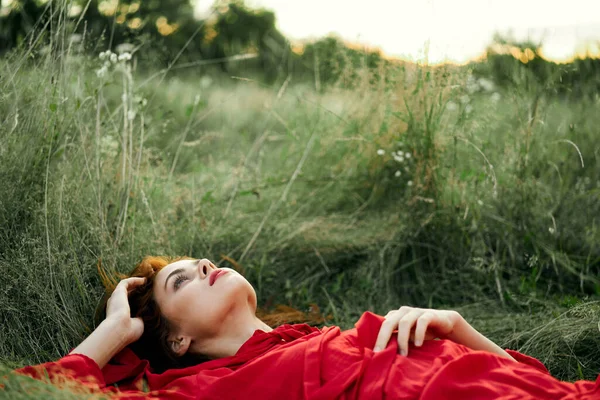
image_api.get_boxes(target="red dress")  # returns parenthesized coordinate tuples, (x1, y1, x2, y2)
(16, 311, 600, 399)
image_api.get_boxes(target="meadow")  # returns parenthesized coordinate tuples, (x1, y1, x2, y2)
(1, 33, 600, 397)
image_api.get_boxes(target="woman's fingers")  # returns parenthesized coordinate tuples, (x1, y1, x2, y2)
(125, 277, 146, 292)
(413, 312, 434, 346)
(374, 307, 412, 352)
(118, 276, 146, 290)
(373, 319, 397, 352)
(106, 277, 146, 315)
(397, 309, 422, 356)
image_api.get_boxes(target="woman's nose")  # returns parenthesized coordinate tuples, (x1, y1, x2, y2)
(197, 258, 214, 278)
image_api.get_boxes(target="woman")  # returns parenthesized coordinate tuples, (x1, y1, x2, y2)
(16, 256, 600, 399)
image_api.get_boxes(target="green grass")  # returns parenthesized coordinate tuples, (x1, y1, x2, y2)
(1, 13, 600, 398)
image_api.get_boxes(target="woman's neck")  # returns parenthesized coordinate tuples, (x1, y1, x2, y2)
(194, 306, 273, 359)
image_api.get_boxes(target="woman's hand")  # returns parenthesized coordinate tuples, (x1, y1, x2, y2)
(105, 276, 146, 345)
(70, 277, 147, 369)
(373, 306, 462, 356)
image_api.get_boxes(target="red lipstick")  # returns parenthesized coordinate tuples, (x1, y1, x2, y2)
(209, 269, 228, 286)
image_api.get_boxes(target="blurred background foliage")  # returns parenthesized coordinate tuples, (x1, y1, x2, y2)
(2, 0, 600, 94)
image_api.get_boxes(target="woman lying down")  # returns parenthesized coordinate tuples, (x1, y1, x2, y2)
(16, 256, 600, 399)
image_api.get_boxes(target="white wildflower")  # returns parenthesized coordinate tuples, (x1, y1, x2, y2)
(377, 149, 385, 156)
(127, 110, 136, 121)
(110, 53, 118, 63)
(407, 180, 413, 187)
(121, 93, 127, 102)
(491, 92, 501, 103)
(393, 152, 404, 163)
(478, 78, 495, 92)
(134, 96, 148, 107)
(477, 199, 483, 206)
(549, 227, 555, 234)
(193, 94, 201, 107)
(404, 152, 411, 159)
(118, 52, 132, 62)
(446, 101, 457, 111)
(116, 42, 135, 54)
(96, 65, 108, 78)
(99, 51, 108, 60)
(466, 75, 479, 94)
(200, 75, 213, 89)
(460, 95, 470, 104)
(395, 171, 401, 177)
(465, 104, 473, 114)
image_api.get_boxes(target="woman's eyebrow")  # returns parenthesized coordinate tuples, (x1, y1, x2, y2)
(164, 268, 185, 290)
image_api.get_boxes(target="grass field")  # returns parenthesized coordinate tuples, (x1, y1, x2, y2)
(1, 29, 599, 397)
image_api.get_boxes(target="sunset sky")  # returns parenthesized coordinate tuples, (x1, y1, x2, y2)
(194, 0, 600, 64)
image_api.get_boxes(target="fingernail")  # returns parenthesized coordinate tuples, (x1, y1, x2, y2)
(400, 349, 407, 356)
(415, 340, 422, 346)
(373, 346, 381, 352)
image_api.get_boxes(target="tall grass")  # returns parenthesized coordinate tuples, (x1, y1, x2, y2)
(1, 3, 599, 397)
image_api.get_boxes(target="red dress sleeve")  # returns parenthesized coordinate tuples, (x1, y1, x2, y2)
(420, 347, 600, 399)
(16, 353, 105, 392)
(504, 348, 551, 374)
(15, 353, 159, 399)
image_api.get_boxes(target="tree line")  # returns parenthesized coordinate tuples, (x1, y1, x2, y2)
(1, 0, 598, 94)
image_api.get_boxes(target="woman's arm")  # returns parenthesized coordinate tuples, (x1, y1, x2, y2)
(374, 306, 516, 361)
(69, 318, 133, 370)
(446, 315, 516, 362)
(70, 276, 146, 369)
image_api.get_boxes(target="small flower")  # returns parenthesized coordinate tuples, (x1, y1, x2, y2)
(393, 152, 404, 163)
(491, 92, 501, 103)
(134, 96, 148, 107)
(549, 227, 555, 234)
(377, 149, 385, 156)
(446, 101, 458, 111)
(466, 75, 478, 93)
(407, 180, 413, 187)
(478, 77, 495, 92)
(96, 65, 108, 78)
(118, 52, 132, 62)
(477, 199, 483, 206)
(460, 94, 470, 104)
(193, 94, 201, 107)
(395, 171, 401, 177)
(116, 42, 135, 54)
(465, 104, 473, 114)
(127, 110, 136, 121)
(200, 75, 213, 89)
(404, 152, 411, 159)
(99, 51, 108, 60)
(110, 53, 118, 63)
(121, 93, 127, 102)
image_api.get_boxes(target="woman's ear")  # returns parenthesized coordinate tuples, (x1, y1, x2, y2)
(168, 334, 191, 357)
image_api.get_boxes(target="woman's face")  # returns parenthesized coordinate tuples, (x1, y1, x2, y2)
(153, 258, 257, 343)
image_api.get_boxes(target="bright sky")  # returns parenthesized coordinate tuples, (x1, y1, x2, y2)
(195, 0, 600, 64)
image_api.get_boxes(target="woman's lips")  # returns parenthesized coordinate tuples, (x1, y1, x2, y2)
(209, 270, 228, 286)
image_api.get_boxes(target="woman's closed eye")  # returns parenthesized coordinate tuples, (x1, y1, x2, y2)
(173, 274, 189, 290)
